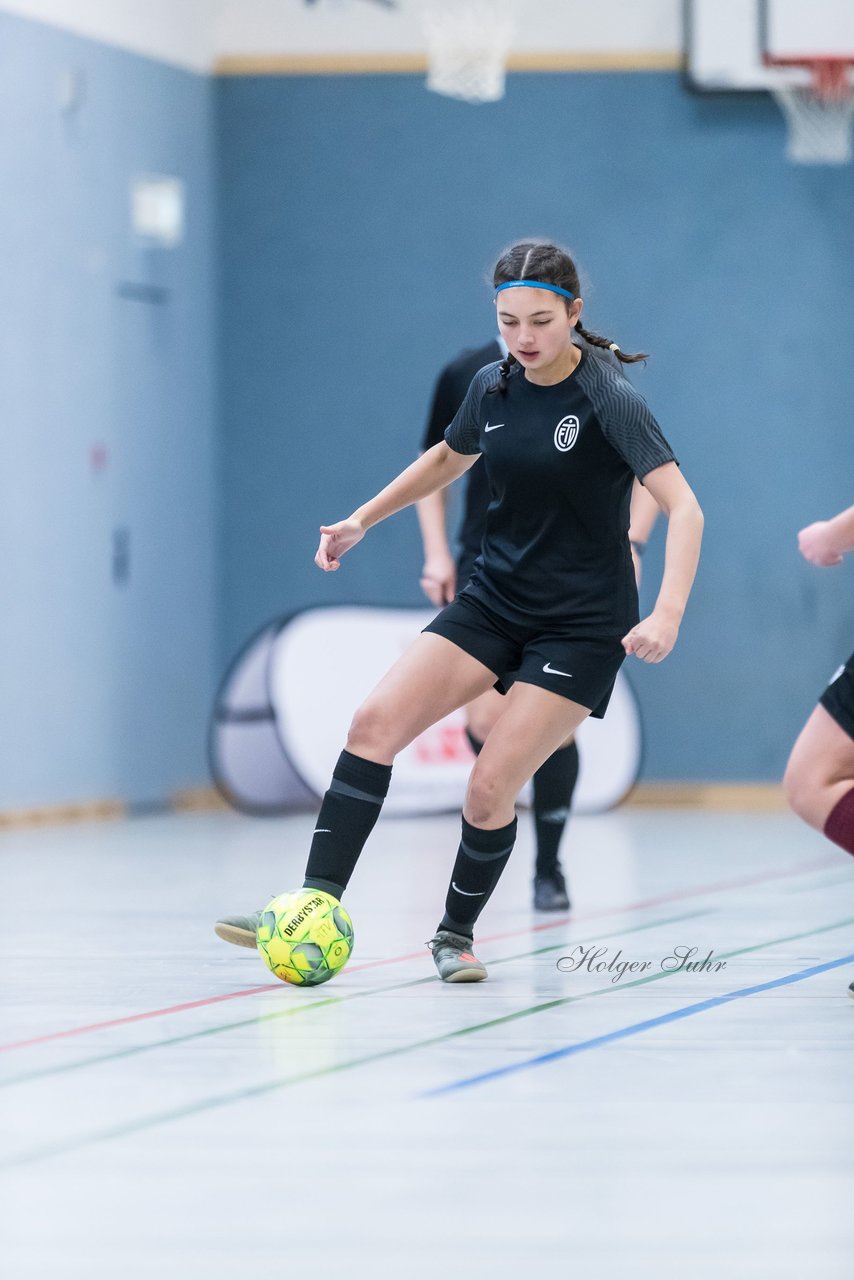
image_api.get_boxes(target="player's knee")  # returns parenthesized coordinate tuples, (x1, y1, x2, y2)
(465, 763, 508, 827)
(346, 698, 397, 759)
(783, 756, 823, 827)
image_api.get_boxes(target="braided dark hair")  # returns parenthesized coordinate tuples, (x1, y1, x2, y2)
(490, 240, 648, 393)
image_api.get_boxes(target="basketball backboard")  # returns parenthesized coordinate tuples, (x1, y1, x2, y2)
(685, 0, 854, 93)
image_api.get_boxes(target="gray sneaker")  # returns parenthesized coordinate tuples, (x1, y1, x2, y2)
(428, 930, 488, 983)
(214, 910, 261, 949)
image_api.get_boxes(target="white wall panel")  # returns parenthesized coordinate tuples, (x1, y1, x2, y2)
(0, 0, 213, 70)
(1, 0, 681, 70)
(212, 0, 680, 58)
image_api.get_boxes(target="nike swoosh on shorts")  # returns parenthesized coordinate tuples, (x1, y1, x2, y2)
(542, 663, 573, 678)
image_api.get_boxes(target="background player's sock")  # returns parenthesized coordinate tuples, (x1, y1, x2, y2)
(465, 727, 484, 757)
(824, 786, 854, 856)
(303, 750, 392, 897)
(439, 816, 517, 936)
(532, 740, 579, 877)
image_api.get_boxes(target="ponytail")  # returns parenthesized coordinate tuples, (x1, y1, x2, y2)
(489, 351, 518, 396)
(575, 321, 647, 366)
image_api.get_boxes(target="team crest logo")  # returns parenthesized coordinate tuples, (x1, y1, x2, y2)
(554, 416, 580, 452)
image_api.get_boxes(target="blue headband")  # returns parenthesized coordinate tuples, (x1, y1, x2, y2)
(495, 280, 575, 301)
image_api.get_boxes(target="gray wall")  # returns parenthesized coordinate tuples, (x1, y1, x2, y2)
(0, 12, 217, 808)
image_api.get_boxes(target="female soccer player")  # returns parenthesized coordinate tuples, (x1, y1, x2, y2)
(783, 504, 854, 997)
(216, 240, 704, 982)
(417, 335, 659, 911)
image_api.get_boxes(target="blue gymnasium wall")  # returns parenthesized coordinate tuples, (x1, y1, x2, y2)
(0, 13, 216, 809)
(217, 71, 854, 782)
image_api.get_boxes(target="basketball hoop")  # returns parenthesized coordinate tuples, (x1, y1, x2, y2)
(414, 0, 520, 104)
(767, 58, 854, 165)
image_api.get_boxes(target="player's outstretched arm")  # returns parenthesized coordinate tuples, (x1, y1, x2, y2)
(315, 442, 478, 573)
(621, 462, 704, 663)
(798, 504, 854, 567)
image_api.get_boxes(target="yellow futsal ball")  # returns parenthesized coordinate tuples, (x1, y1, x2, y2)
(256, 889, 354, 986)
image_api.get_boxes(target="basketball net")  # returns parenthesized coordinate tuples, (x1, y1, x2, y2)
(770, 60, 854, 165)
(415, 0, 520, 104)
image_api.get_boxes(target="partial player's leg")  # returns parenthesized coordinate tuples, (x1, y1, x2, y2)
(430, 683, 591, 982)
(783, 681, 854, 999)
(465, 690, 578, 912)
(215, 633, 497, 947)
(784, 705, 854, 840)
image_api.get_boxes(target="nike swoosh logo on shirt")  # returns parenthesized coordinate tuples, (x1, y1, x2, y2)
(484, 422, 504, 432)
(451, 882, 485, 896)
(543, 663, 573, 678)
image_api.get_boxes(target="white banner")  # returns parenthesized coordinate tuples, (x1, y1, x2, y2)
(266, 605, 642, 815)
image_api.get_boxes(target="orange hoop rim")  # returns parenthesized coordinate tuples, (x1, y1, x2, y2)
(763, 55, 854, 102)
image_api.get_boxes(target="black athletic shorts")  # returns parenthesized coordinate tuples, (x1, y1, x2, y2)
(423, 592, 626, 719)
(820, 650, 854, 742)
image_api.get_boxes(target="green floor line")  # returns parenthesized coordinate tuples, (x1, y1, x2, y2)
(3, 913, 852, 1170)
(0, 909, 709, 1091)
(781, 869, 854, 892)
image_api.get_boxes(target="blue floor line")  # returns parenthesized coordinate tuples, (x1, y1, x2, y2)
(422, 952, 854, 1097)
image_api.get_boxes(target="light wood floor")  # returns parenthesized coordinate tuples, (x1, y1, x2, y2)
(1, 807, 852, 1278)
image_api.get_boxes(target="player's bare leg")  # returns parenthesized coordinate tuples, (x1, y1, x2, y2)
(345, 633, 497, 764)
(784, 705, 854, 831)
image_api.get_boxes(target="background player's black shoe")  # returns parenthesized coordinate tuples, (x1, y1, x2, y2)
(533, 867, 570, 911)
(848, 980, 854, 1000)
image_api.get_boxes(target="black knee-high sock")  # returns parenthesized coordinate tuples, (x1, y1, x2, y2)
(439, 815, 517, 938)
(303, 750, 392, 898)
(532, 741, 579, 877)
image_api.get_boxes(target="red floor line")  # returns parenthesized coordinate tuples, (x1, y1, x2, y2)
(0, 985, 280, 1053)
(0, 852, 840, 1054)
(347, 853, 843, 967)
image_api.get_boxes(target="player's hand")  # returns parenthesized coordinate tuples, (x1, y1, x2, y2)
(315, 518, 365, 571)
(798, 521, 845, 567)
(622, 610, 679, 663)
(420, 552, 457, 606)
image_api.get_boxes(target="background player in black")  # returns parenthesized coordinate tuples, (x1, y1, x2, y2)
(417, 336, 661, 912)
(783, 503, 854, 997)
(216, 240, 704, 983)
(418, 338, 502, 608)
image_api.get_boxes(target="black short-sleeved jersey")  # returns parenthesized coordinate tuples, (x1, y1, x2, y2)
(443, 349, 677, 635)
(421, 337, 621, 568)
(421, 340, 502, 564)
